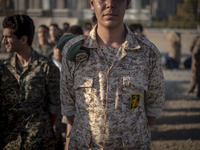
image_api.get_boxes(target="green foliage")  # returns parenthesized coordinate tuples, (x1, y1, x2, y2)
(167, 0, 199, 28)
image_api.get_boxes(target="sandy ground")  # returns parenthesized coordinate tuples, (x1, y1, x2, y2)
(145, 29, 200, 150)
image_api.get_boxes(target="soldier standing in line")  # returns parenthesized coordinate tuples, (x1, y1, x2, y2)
(2, 14, 60, 149)
(32, 24, 54, 58)
(60, 0, 165, 149)
(0, 61, 24, 149)
(189, 35, 200, 99)
(49, 23, 61, 46)
(166, 31, 181, 69)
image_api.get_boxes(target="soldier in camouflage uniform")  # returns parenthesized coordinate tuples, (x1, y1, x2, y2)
(60, 0, 165, 149)
(2, 14, 60, 149)
(32, 24, 54, 58)
(0, 61, 24, 150)
(189, 35, 200, 99)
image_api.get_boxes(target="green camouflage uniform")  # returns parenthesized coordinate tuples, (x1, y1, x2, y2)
(0, 61, 24, 150)
(3, 49, 60, 150)
(32, 41, 54, 58)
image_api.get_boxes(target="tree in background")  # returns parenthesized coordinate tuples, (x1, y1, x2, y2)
(168, 0, 199, 28)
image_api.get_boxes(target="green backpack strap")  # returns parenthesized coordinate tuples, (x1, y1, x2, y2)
(57, 33, 90, 62)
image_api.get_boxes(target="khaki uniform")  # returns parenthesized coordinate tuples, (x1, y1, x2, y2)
(3, 50, 60, 150)
(167, 32, 181, 65)
(0, 61, 24, 150)
(61, 25, 165, 149)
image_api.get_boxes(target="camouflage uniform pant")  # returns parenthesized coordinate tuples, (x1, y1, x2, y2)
(190, 61, 200, 97)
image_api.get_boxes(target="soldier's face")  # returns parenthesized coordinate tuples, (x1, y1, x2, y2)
(2, 28, 22, 53)
(89, 0, 130, 29)
(49, 26, 59, 38)
(38, 27, 49, 41)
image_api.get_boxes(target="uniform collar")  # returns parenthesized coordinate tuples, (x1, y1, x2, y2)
(8, 49, 39, 69)
(83, 24, 141, 51)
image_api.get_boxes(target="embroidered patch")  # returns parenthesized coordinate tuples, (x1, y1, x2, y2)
(129, 94, 141, 110)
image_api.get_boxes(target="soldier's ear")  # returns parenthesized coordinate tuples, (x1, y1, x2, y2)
(21, 35, 28, 45)
(89, 0, 95, 11)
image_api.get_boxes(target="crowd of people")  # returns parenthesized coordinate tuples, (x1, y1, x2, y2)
(0, 0, 199, 149)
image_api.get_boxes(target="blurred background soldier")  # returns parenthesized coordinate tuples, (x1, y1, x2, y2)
(49, 23, 62, 45)
(82, 22, 92, 36)
(166, 32, 181, 69)
(62, 22, 70, 34)
(32, 24, 54, 58)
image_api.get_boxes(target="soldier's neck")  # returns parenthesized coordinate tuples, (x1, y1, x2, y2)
(16, 47, 32, 67)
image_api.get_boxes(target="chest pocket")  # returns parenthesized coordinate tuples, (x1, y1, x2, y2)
(74, 77, 93, 89)
(74, 76, 94, 105)
(122, 66, 148, 92)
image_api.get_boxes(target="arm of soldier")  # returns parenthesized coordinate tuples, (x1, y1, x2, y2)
(60, 54, 76, 150)
(46, 61, 61, 125)
(63, 116, 74, 150)
(144, 47, 165, 125)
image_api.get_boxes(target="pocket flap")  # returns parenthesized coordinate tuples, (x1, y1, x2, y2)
(74, 77, 93, 89)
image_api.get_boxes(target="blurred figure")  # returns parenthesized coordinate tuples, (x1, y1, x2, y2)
(0, 61, 24, 149)
(165, 31, 181, 69)
(91, 13, 97, 27)
(189, 35, 200, 99)
(2, 14, 60, 149)
(52, 44, 62, 71)
(62, 22, 70, 34)
(82, 22, 92, 35)
(129, 23, 144, 36)
(49, 23, 61, 45)
(52, 42, 66, 150)
(68, 25, 83, 36)
(32, 24, 54, 58)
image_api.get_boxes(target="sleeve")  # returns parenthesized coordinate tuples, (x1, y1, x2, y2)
(144, 46, 165, 117)
(46, 61, 61, 114)
(60, 54, 76, 117)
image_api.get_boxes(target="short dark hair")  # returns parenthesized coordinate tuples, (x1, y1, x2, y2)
(38, 24, 49, 32)
(50, 23, 59, 29)
(63, 22, 70, 33)
(2, 14, 35, 46)
(68, 25, 83, 35)
(129, 23, 143, 33)
(82, 22, 92, 31)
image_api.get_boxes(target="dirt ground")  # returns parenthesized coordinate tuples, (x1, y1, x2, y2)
(151, 70, 200, 150)
(145, 29, 200, 150)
